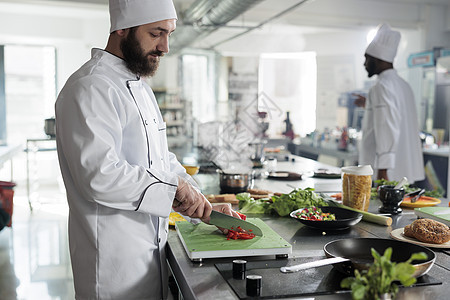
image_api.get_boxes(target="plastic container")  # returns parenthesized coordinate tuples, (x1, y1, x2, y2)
(341, 165, 373, 212)
(0, 181, 16, 227)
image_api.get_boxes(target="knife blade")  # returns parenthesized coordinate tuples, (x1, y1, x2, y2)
(208, 210, 263, 236)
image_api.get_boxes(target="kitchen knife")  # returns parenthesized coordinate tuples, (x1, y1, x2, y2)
(208, 210, 263, 236)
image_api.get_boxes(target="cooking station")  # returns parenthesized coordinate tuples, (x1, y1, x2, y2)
(167, 155, 450, 299)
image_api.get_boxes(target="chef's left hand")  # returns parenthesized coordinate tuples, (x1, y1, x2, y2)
(202, 203, 242, 234)
(352, 93, 366, 108)
(377, 169, 388, 181)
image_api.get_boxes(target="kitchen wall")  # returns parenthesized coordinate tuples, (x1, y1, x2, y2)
(216, 26, 424, 133)
(0, 1, 448, 133)
(0, 1, 109, 184)
(0, 2, 109, 92)
(304, 28, 423, 131)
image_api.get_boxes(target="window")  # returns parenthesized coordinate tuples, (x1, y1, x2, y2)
(258, 52, 317, 137)
(0, 44, 57, 184)
(4, 44, 56, 146)
(180, 51, 217, 123)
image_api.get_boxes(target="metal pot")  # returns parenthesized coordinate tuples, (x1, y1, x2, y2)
(218, 170, 254, 194)
(44, 118, 56, 137)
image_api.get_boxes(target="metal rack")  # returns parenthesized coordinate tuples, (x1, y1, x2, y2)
(26, 137, 57, 211)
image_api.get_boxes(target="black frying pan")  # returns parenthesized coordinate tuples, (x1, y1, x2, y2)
(324, 238, 435, 277)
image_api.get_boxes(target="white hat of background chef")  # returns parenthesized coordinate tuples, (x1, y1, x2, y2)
(109, 0, 177, 33)
(365, 23, 401, 63)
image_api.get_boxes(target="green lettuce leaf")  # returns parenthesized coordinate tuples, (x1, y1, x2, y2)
(236, 188, 328, 217)
(236, 193, 271, 214)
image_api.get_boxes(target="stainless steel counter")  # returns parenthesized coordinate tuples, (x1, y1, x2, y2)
(195, 155, 342, 196)
(0, 143, 22, 180)
(167, 156, 450, 300)
(423, 146, 450, 158)
(289, 142, 358, 167)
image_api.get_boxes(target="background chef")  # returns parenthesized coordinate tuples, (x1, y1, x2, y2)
(355, 23, 425, 183)
(55, 0, 239, 299)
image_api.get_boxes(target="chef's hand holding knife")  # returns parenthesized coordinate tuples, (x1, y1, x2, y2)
(173, 176, 241, 234)
(173, 177, 212, 219)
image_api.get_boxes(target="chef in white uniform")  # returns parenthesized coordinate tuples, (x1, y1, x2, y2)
(55, 0, 238, 299)
(357, 23, 425, 182)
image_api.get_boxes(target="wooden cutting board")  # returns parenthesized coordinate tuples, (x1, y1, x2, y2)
(175, 218, 292, 261)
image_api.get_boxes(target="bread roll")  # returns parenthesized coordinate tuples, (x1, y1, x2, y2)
(403, 218, 450, 244)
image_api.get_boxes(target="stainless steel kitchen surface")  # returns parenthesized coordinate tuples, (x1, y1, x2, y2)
(167, 156, 450, 300)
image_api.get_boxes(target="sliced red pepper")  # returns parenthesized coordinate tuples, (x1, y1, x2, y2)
(226, 226, 256, 240)
(238, 234, 254, 239)
(236, 212, 247, 220)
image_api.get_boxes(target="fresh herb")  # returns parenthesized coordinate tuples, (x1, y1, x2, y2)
(371, 179, 443, 199)
(341, 247, 427, 300)
(237, 188, 328, 217)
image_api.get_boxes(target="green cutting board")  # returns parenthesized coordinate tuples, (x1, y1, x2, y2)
(414, 207, 450, 227)
(175, 218, 292, 260)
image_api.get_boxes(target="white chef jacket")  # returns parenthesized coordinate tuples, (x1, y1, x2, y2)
(55, 49, 194, 300)
(359, 69, 425, 182)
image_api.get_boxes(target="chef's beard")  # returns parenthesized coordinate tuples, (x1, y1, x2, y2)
(365, 56, 377, 78)
(120, 27, 163, 77)
(366, 68, 375, 78)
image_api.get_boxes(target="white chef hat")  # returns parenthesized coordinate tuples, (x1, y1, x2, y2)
(109, 0, 177, 33)
(365, 23, 401, 63)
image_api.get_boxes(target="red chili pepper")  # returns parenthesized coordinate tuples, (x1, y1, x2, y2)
(226, 226, 256, 240)
(236, 212, 247, 220)
(238, 234, 254, 239)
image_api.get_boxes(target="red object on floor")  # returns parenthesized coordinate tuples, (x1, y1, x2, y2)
(0, 181, 16, 227)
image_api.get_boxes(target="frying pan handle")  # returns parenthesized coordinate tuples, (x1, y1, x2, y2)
(280, 257, 349, 273)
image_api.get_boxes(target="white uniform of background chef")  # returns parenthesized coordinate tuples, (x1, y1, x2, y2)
(55, 0, 238, 299)
(357, 23, 425, 183)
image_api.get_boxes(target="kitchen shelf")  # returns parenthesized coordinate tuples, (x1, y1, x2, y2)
(166, 120, 185, 127)
(160, 103, 184, 110)
(154, 90, 191, 148)
(25, 137, 57, 211)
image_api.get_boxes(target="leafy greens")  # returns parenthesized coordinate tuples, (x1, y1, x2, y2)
(341, 247, 427, 300)
(237, 188, 328, 217)
(371, 179, 443, 199)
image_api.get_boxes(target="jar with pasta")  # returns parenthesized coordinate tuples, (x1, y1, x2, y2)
(341, 165, 373, 211)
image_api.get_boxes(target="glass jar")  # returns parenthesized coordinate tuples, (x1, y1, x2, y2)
(266, 157, 277, 173)
(341, 165, 373, 211)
